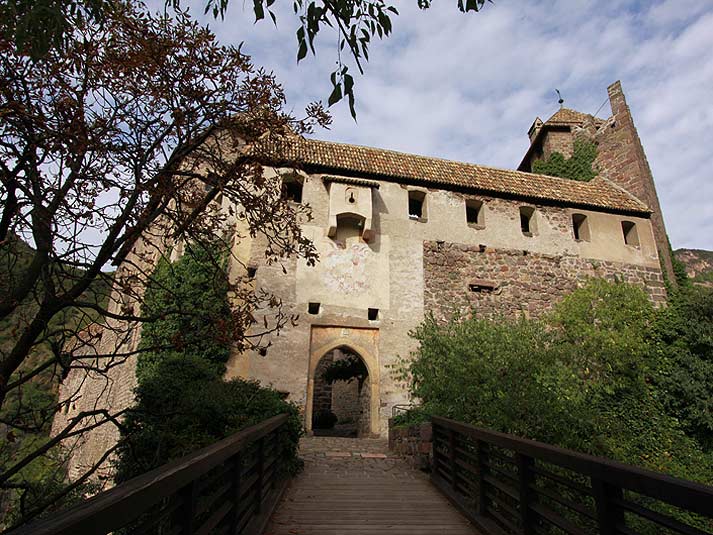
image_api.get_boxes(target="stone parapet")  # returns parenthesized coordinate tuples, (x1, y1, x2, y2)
(388, 418, 432, 471)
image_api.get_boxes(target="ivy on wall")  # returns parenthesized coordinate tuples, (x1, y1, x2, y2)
(532, 138, 598, 182)
(135, 243, 233, 383)
(116, 243, 304, 484)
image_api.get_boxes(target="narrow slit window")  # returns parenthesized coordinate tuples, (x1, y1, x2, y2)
(466, 200, 484, 227)
(572, 214, 590, 242)
(408, 191, 426, 220)
(520, 207, 537, 236)
(621, 221, 639, 247)
(468, 280, 497, 293)
(308, 302, 320, 315)
(368, 308, 379, 321)
(281, 176, 303, 203)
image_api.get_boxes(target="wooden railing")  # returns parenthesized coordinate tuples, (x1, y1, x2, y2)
(10, 414, 290, 535)
(431, 416, 713, 535)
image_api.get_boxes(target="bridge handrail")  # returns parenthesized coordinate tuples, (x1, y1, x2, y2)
(10, 413, 289, 535)
(431, 416, 713, 535)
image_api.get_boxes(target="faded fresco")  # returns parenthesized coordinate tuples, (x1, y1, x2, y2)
(295, 227, 390, 310)
(323, 242, 371, 294)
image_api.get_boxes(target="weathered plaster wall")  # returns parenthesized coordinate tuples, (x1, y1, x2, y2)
(225, 168, 662, 437)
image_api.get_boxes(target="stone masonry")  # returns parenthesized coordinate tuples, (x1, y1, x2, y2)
(592, 81, 675, 283)
(424, 241, 666, 322)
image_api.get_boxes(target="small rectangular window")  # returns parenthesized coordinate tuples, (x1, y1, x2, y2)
(466, 200, 484, 227)
(621, 221, 639, 247)
(572, 214, 590, 242)
(247, 266, 257, 278)
(520, 206, 536, 236)
(308, 302, 321, 315)
(368, 308, 379, 321)
(408, 191, 426, 220)
(281, 177, 303, 203)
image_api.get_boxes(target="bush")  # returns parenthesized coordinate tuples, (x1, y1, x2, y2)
(116, 242, 303, 485)
(391, 408, 431, 429)
(115, 356, 303, 483)
(652, 285, 713, 451)
(136, 243, 233, 382)
(405, 279, 713, 484)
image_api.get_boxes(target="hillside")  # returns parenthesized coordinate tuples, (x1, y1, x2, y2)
(0, 236, 114, 526)
(675, 248, 713, 287)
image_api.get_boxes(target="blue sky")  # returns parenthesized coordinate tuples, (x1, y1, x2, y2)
(183, 0, 713, 250)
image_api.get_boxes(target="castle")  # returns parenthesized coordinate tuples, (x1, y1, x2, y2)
(53, 81, 672, 478)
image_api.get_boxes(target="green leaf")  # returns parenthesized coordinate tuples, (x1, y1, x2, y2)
(253, 0, 265, 21)
(296, 27, 308, 61)
(327, 81, 342, 107)
(343, 72, 356, 119)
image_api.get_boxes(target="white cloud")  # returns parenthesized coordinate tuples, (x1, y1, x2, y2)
(181, 0, 713, 250)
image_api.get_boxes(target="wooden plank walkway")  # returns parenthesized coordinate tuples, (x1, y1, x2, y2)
(264, 436, 478, 535)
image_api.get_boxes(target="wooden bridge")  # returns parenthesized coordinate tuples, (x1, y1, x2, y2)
(9, 414, 713, 535)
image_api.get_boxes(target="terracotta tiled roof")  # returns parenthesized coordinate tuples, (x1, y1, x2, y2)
(545, 108, 605, 128)
(261, 137, 649, 214)
(545, 107, 591, 126)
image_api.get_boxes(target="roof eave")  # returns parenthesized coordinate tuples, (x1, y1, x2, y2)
(304, 162, 651, 218)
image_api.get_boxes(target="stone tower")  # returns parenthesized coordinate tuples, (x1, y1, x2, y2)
(519, 81, 676, 285)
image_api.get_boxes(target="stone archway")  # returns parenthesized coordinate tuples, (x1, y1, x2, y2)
(306, 327, 380, 437)
(311, 347, 370, 437)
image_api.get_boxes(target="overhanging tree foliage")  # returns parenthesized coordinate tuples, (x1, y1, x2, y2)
(0, 2, 326, 526)
(322, 352, 368, 391)
(1, 0, 493, 117)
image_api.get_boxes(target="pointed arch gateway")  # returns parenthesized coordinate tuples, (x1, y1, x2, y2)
(306, 327, 380, 437)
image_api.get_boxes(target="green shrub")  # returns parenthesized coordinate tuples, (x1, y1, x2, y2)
(116, 242, 303, 485)
(391, 408, 431, 429)
(406, 279, 713, 484)
(115, 356, 303, 482)
(136, 243, 233, 382)
(652, 286, 713, 451)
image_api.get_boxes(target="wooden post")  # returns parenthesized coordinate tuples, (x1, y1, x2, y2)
(449, 429, 457, 491)
(270, 430, 278, 489)
(476, 439, 489, 515)
(592, 477, 625, 535)
(230, 453, 243, 533)
(516, 453, 534, 535)
(256, 437, 265, 513)
(177, 480, 198, 535)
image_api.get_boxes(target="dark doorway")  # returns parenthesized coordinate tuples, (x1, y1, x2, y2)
(311, 347, 371, 438)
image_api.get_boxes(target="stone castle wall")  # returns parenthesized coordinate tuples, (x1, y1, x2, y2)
(424, 241, 666, 322)
(591, 81, 675, 283)
(542, 129, 574, 160)
(53, 94, 669, 482)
